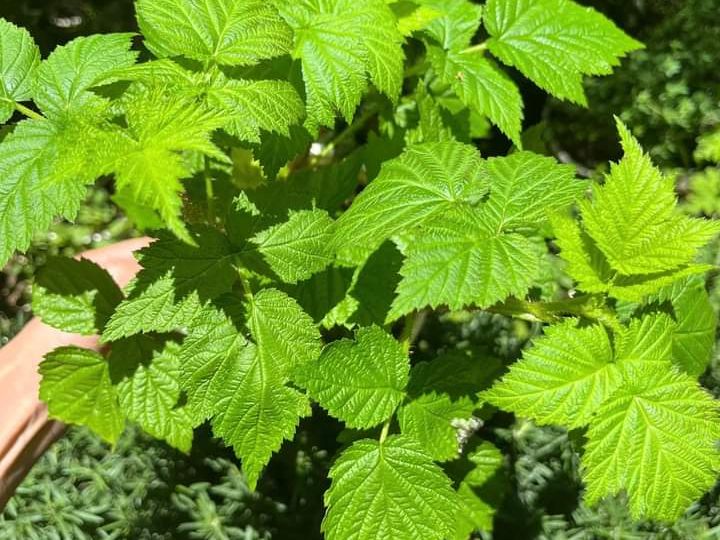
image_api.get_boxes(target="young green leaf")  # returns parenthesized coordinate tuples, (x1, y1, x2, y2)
(294, 326, 409, 428)
(39, 346, 124, 444)
(109, 337, 194, 452)
(136, 0, 292, 66)
(323, 435, 458, 540)
(0, 18, 40, 122)
(427, 47, 523, 146)
(277, 0, 404, 132)
(388, 208, 543, 319)
(250, 209, 335, 284)
(484, 320, 619, 428)
(334, 141, 486, 263)
(583, 362, 720, 522)
(32, 257, 123, 335)
(103, 228, 235, 340)
(453, 442, 504, 537)
(419, 0, 482, 52)
(483, 0, 642, 104)
(581, 119, 720, 276)
(35, 33, 137, 119)
(109, 89, 227, 242)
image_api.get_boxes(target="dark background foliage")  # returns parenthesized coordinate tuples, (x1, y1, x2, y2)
(2, 1, 720, 538)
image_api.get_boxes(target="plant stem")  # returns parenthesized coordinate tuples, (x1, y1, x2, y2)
(460, 41, 488, 55)
(319, 104, 379, 158)
(14, 102, 44, 121)
(399, 311, 418, 353)
(204, 156, 216, 224)
(379, 419, 391, 445)
(486, 295, 621, 331)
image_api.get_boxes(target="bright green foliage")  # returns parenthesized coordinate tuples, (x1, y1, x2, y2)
(695, 128, 720, 163)
(0, 18, 39, 122)
(276, 0, 404, 132)
(212, 288, 319, 488)
(39, 347, 124, 444)
(250, 209, 335, 283)
(583, 362, 720, 521)
(421, 0, 522, 144)
(485, 320, 619, 429)
(334, 141, 486, 262)
(136, 0, 292, 66)
(103, 228, 236, 340)
(398, 352, 498, 461)
(652, 277, 717, 376)
(295, 326, 409, 428)
(485, 314, 677, 429)
(483, 0, 642, 105)
(323, 436, 458, 540)
(8, 1, 717, 535)
(582, 121, 720, 275)
(35, 34, 137, 119)
(109, 338, 193, 452)
(453, 442, 504, 538)
(33, 257, 123, 335)
(555, 120, 720, 302)
(110, 89, 226, 242)
(388, 151, 582, 318)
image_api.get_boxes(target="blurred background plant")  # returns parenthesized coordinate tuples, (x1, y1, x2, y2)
(2, 0, 720, 538)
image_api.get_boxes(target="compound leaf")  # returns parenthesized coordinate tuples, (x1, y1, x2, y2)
(278, 0, 404, 132)
(483, 0, 642, 104)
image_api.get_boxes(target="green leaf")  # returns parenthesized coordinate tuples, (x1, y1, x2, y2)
(179, 304, 249, 424)
(32, 257, 123, 335)
(208, 288, 318, 488)
(39, 346, 124, 444)
(427, 47, 523, 146)
(453, 442, 504, 537)
(205, 75, 305, 143)
(392, 1, 441, 37)
(581, 121, 720, 276)
(389, 208, 543, 319)
(484, 320, 619, 429)
(136, 0, 292, 66)
(485, 314, 676, 429)
(0, 18, 40, 122)
(110, 88, 226, 242)
(277, 0, 404, 132)
(334, 141, 486, 263)
(246, 288, 322, 374)
(481, 152, 583, 229)
(418, 0, 482, 51)
(398, 351, 500, 461)
(103, 227, 235, 340)
(211, 345, 310, 489)
(35, 34, 137, 119)
(0, 119, 93, 267)
(652, 277, 717, 377)
(583, 362, 720, 521)
(109, 337, 193, 452)
(294, 326, 409, 428)
(348, 241, 404, 326)
(483, 0, 642, 104)
(323, 435, 458, 540)
(250, 209, 335, 284)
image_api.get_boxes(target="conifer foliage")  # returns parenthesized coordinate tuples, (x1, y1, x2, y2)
(0, 1, 717, 537)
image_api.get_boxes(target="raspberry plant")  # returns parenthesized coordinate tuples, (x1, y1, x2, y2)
(1, 0, 719, 537)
